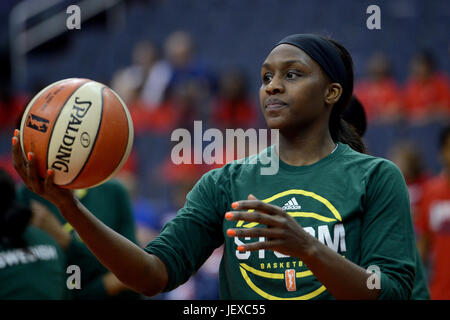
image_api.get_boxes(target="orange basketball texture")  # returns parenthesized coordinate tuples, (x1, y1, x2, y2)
(19, 78, 134, 189)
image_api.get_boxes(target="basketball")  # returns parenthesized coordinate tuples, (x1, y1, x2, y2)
(19, 78, 134, 189)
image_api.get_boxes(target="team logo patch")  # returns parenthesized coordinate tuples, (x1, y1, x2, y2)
(285, 269, 296, 291)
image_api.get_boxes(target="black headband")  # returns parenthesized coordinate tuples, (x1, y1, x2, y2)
(275, 34, 350, 94)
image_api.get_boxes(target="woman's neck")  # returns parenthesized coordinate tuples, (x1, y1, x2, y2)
(276, 129, 337, 166)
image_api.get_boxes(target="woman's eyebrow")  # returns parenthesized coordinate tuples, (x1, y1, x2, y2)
(262, 59, 309, 69)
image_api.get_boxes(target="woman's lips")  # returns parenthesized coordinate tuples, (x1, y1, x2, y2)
(265, 99, 288, 111)
(266, 103, 287, 111)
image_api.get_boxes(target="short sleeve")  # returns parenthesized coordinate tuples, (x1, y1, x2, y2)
(360, 160, 416, 300)
(144, 169, 228, 291)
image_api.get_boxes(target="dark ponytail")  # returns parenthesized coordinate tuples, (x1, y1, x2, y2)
(0, 169, 31, 249)
(324, 38, 367, 154)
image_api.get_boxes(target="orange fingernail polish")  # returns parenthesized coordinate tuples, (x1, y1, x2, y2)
(14, 129, 19, 137)
(12, 137, 16, 146)
(47, 169, 53, 176)
(27, 152, 32, 161)
(231, 202, 239, 209)
(225, 212, 233, 219)
(227, 229, 236, 237)
(237, 246, 245, 252)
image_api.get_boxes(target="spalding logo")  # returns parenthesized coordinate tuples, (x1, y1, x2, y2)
(50, 97, 92, 173)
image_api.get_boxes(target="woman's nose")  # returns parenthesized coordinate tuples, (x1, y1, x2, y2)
(265, 76, 284, 94)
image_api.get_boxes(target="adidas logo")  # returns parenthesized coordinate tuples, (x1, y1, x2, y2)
(282, 197, 302, 210)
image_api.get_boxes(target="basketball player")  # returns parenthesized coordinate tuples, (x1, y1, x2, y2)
(12, 34, 419, 299)
(0, 169, 67, 299)
(17, 180, 141, 300)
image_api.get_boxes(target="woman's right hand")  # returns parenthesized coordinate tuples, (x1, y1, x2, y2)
(12, 129, 75, 209)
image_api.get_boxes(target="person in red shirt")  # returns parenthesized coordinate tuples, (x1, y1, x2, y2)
(0, 86, 29, 130)
(354, 52, 403, 123)
(416, 125, 450, 299)
(403, 51, 450, 123)
(390, 142, 429, 223)
(210, 69, 259, 130)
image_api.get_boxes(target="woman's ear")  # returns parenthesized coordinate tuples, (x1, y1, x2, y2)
(324, 83, 343, 105)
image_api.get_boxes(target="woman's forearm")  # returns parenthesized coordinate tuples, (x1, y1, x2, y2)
(57, 197, 168, 297)
(302, 238, 380, 300)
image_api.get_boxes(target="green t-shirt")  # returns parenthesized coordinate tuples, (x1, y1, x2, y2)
(17, 179, 140, 300)
(0, 226, 67, 300)
(145, 143, 419, 300)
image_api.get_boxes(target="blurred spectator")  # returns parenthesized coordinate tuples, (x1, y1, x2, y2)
(17, 179, 141, 300)
(0, 168, 67, 300)
(110, 40, 175, 133)
(0, 84, 29, 130)
(390, 142, 429, 222)
(210, 69, 258, 130)
(110, 40, 159, 106)
(115, 32, 216, 134)
(158, 160, 221, 299)
(163, 31, 216, 126)
(115, 151, 161, 248)
(159, 160, 211, 225)
(164, 30, 215, 96)
(403, 51, 450, 122)
(129, 99, 180, 134)
(354, 52, 403, 122)
(111, 39, 175, 107)
(159, 79, 206, 131)
(139, 48, 172, 108)
(416, 125, 450, 299)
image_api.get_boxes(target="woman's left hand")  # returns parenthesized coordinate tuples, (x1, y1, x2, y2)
(225, 195, 317, 259)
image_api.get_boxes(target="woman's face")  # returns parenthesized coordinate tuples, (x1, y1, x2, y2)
(259, 44, 331, 133)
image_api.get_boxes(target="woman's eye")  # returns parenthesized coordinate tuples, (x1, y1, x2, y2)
(286, 71, 300, 79)
(262, 73, 273, 83)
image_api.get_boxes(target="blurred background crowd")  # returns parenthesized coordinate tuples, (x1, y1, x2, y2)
(0, 0, 449, 300)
